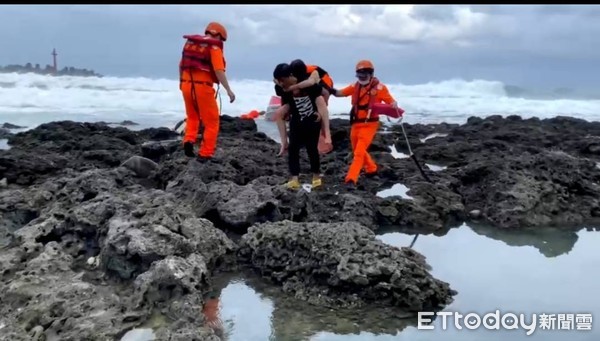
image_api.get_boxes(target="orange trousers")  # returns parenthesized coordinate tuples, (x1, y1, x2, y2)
(346, 121, 379, 184)
(181, 82, 219, 158)
(202, 297, 224, 336)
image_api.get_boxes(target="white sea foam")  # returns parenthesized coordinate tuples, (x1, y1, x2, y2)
(1, 72, 599, 131)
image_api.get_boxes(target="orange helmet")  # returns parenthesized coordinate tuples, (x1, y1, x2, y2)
(205, 22, 227, 41)
(356, 60, 374, 72)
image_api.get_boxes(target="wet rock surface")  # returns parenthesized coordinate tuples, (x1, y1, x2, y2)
(238, 220, 456, 312)
(378, 115, 600, 230)
(0, 166, 234, 339)
(2, 114, 599, 338)
(2, 122, 27, 129)
(0, 242, 144, 341)
(0, 128, 11, 139)
(0, 120, 179, 185)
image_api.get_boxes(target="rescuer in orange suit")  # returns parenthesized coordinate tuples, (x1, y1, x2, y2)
(331, 60, 398, 188)
(179, 22, 235, 161)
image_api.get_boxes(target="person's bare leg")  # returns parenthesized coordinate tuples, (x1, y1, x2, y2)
(275, 105, 289, 155)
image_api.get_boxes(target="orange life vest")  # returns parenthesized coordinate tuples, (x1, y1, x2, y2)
(306, 65, 318, 74)
(179, 34, 226, 83)
(350, 77, 381, 124)
(304, 64, 335, 93)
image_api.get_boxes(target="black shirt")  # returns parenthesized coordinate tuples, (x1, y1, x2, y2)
(274, 84, 285, 97)
(281, 84, 323, 124)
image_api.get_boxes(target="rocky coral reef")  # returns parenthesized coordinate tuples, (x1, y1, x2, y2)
(2, 113, 599, 339)
(238, 221, 455, 311)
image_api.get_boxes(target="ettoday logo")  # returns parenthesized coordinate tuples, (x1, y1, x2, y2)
(418, 310, 593, 335)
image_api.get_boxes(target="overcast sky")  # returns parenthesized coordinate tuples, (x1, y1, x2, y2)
(0, 5, 598, 90)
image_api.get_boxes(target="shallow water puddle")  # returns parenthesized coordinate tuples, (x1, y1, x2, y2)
(426, 163, 447, 171)
(420, 132, 448, 143)
(376, 183, 414, 200)
(216, 277, 275, 340)
(212, 272, 421, 341)
(189, 225, 600, 341)
(0, 139, 9, 150)
(390, 143, 447, 172)
(388, 145, 410, 159)
(118, 312, 165, 341)
(379, 125, 396, 135)
(373, 224, 600, 341)
(120, 328, 155, 341)
(302, 183, 312, 193)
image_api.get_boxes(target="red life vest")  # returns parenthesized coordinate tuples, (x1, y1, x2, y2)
(179, 34, 225, 83)
(350, 77, 381, 124)
(370, 102, 404, 118)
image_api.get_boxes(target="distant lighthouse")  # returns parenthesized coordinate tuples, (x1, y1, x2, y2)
(52, 48, 58, 74)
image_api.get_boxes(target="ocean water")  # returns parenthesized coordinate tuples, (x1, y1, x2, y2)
(1, 72, 599, 341)
(1, 72, 600, 132)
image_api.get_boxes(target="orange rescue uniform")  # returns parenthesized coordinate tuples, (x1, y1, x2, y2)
(339, 80, 396, 184)
(306, 64, 334, 92)
(180, 43, 226, 158)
